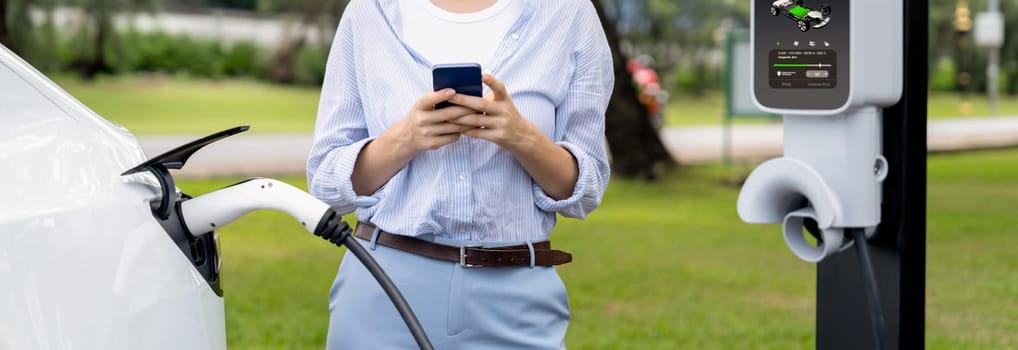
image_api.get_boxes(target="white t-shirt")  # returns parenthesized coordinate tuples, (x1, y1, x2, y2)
(399, 0, 522, 67)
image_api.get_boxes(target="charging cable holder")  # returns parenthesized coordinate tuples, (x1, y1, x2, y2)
(738, 107, 887, 262)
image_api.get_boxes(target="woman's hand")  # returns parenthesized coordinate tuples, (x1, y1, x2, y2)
(385, 88, 479, 154)
(351, 89, 476, 196)
(448, 74, 580, 200)
(446, 74, 544, 154)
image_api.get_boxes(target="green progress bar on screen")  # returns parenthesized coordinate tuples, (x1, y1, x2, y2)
(772, 63, 831, 68)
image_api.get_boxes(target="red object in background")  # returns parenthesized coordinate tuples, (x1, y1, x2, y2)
(641, 82, 662, 114)
(628, 58, 663, 115)
(626, 58, 642, 73)
(632, 67, 658, 86)
(627, 58, 669, 122)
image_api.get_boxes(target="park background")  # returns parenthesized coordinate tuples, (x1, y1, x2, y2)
(2, 0, 1016, 348)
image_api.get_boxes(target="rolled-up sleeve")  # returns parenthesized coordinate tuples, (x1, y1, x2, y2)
(533, 3, 614, 219)
(306, 8, 380, 215)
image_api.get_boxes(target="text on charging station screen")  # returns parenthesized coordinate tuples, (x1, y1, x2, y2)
(754, 0, 849, 110)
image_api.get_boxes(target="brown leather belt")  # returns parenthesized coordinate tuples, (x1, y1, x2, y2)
(354, 223, 572, 267)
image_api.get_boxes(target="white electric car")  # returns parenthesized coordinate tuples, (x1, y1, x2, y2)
(0, 45, 430, 349)
(0, 43, 229, 349)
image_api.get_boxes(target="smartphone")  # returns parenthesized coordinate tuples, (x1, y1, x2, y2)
(432, 63, 482, 109)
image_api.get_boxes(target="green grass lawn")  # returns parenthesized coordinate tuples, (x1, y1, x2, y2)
(926, 91, 1018, 118)
(52, 75, 321, 135)
(177, 149, 1018, 349)
(51, 75, 1018, 135)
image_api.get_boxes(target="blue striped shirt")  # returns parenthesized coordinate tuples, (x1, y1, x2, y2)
(306, 0, 613, 242)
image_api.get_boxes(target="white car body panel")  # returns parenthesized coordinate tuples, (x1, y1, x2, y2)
(0, 45, 225, 349)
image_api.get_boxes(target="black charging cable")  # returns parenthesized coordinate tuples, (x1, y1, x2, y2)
(804, 218, 887, 350)
(848, 228, 886, 350)
(314, 210, 435, 350)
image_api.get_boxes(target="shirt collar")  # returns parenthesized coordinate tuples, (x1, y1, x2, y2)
(375, 0, 535, 43)
(373, 0, 536, 69)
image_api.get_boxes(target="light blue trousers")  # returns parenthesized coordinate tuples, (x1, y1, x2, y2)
(326, 236, 570, 349)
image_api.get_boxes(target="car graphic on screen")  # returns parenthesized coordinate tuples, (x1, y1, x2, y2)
(770, 0, 831, 32)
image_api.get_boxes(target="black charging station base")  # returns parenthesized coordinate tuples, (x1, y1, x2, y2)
(815, 0, 927, 348)
(818, 244, 902, 349)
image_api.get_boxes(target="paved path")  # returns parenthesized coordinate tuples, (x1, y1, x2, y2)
(139, 116, 1018, 178)
(139, 133, 313, 178)
(663, 116, 1018, 164)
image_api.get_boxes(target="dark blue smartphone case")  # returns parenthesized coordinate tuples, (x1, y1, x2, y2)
(433, 63, 482, 109)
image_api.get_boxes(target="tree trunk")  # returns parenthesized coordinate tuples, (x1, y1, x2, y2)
(0, 0, 10, 52)
(270, 0, 323, 84)
(1007, 66, 1018, 95)
(592, 0, 674, 180)
(90, 9, 111, 78)
(269, 38, 303, 84)
(75, 2, 112, 79)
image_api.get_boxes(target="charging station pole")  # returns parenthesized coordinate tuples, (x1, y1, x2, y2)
(815, 0, 927, 348)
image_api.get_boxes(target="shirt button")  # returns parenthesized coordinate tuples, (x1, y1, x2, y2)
(511, 33, 520, 40)
(458, 172, 466, 182)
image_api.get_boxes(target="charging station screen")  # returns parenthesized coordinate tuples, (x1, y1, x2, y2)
(754, 0, 849, 110)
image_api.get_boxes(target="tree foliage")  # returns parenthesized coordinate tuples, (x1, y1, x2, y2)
(258, 0, 347, 83)
(1, 0, 58, 56)
(928, 0, 1018, 95)
(594, 0, 674, 179)
(598, 0, 748, 94)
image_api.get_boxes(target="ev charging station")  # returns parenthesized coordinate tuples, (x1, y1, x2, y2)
(738, 0, 927, 348)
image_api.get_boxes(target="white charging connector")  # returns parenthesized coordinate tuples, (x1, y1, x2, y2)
(175, 178, 435, 349)
(179, 178, 330, 236)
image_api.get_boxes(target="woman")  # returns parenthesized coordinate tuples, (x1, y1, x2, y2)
(307, 0, 613, 348)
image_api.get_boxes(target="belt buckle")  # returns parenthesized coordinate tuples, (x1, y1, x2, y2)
(460, 245, 482, 267)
